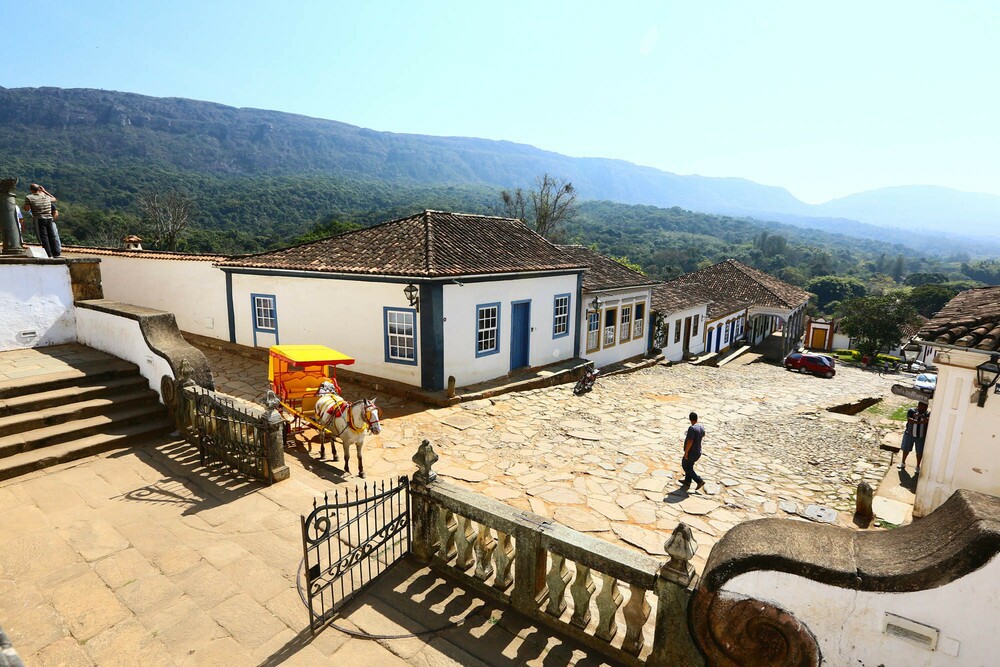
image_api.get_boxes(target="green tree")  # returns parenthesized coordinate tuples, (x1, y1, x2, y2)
(610, 255, 645, 273)
(891, 254, 905, 282)
(905, 272, 949, 286)
(907, 284, 958, 317)
(805, 275, 867, 310)
(837, 295, 921, 357)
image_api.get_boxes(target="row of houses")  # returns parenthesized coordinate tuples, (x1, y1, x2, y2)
(62, 210, 811, 391)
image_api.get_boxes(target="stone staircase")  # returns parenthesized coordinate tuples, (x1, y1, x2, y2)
(0, 357, 173, 480)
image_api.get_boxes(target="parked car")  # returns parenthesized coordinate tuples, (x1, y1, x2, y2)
(784, 352, 836, 378)
(913, 373, 937, 392)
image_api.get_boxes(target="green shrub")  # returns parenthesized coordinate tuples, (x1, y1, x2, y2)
(833, 349, 861, 360)
(876, 354, 901, 363)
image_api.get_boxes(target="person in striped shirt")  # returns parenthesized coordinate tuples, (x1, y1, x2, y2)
(22, 183, 61, 257)
(899, 401, 930, 474)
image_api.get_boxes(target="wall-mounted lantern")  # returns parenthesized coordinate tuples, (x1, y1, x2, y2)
(590, 296, 604, 312)
(975, 354, 1000, 407)
(901, 341, 921, 369)
(403, 283, 419, 312)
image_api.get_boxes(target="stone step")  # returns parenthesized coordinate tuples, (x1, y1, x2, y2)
(0, 389, 160, 437)
(0, 376, 150, 418)
(0, 404, 170, 458)
(0, 418, 175, 481)
(0, 358, 141, 399)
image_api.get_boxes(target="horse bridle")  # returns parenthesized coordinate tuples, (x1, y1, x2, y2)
(346, 399, 381, 434)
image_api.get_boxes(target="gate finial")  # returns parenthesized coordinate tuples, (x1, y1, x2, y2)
(412, 439, 439, 485)
(662, 522, 698, 585)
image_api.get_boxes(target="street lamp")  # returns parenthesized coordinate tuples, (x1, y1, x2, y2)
(975, 354, 1000, 408)
(590, 296, 603, 312)
(901, 341, 921, 369)
(403, 283, 419, 312)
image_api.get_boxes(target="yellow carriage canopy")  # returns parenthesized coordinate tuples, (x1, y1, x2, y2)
(268, 344, 355, 382)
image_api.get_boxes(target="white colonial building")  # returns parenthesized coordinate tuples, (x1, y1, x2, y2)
(914, 286, 1000, 516)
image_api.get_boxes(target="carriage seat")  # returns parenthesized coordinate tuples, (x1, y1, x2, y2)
(277, 371, 341, 417)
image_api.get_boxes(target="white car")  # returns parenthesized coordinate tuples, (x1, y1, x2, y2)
(913, 373, 937, 392)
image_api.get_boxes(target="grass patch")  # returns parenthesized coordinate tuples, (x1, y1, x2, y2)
(863, 401, 913, 421)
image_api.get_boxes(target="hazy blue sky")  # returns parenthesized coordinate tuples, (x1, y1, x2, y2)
(9, 1, 998, 203)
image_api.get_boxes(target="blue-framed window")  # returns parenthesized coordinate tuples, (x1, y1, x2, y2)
(476, 302, 501, 357)
(384, 307, 417, 365)
(251, 293, 278, 346)
(586, 311, 600, 352)
(552, 294, 570, 338)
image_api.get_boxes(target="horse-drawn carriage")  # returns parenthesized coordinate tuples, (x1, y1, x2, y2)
(268, 344, 381, 477)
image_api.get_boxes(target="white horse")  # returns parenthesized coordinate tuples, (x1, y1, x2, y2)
(313, 383, 381, 478)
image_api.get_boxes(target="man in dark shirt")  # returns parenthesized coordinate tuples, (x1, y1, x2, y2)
(899, 402, 930, 474)
(22, 183, 60, 258)
(681, 411, 706, 491)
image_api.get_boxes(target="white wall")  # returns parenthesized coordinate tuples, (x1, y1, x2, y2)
(75, 308, 174, 396)
(61, 251, 228, 339)
(579, 288, 654, 368)
(724, 558, 1000, 665)
(230, 273, 421, 387)
(0, 263, 76, 350)
(916, 348, 1000, 516)
(661, 305, 708, 362)
(443, 275, 579, 386)
(704, 309, 747, 354)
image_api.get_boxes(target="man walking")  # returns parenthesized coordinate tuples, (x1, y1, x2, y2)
(22, 183, 60, 258)
(899, 402, 930, 474)
(681, 411, 706, 491)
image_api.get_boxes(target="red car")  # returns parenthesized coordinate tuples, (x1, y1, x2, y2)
(784, 352, 836, 378)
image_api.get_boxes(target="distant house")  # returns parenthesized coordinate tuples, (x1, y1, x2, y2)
(913, 286, 1000, 516)
(650, 283, 710, 362)
(655, 259, 810, 361)
(558, 246, 659, 368)
(216, 211, 587, 391)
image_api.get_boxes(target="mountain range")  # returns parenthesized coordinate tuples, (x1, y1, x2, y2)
(1, 86, 998, 248)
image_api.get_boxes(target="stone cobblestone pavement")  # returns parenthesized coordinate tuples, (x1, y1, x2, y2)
(201, 345, 909, 573)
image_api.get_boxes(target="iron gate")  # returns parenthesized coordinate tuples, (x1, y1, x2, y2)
(300, 476, 410, 633)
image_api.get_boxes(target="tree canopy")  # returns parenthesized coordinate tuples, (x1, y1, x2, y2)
(805, 275, 867, 311)
(837, 295, 921, 357)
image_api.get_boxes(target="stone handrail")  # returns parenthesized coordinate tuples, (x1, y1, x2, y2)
(409, 440, 703, 667)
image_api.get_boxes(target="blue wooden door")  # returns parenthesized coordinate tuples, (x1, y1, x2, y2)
(510, 301, 531, 371)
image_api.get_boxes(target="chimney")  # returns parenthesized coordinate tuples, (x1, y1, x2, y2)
(123, 235, 144, 251)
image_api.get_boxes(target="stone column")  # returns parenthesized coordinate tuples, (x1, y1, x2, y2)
(262, 390, 290, 483)
(648, 524, 704, 666)
(0, 177, 27, 257)
(410, 440, 440, 562)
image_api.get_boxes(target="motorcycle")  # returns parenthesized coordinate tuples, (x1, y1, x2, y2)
(573, 364, 599, 395)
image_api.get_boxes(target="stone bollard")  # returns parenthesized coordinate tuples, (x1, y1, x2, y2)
(447, 375, 456, 399)
(0, 177, 27, 257)
(855, 481, 875, 524)
(410, 440, 440, 562)
(648, 523, 705, 667)
(262, 390, 290, 483)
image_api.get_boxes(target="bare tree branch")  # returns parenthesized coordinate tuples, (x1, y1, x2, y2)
(136, 190, 193, 251)
(497, 174, 577, 239)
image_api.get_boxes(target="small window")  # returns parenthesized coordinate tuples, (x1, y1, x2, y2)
(633, 302, 645, 339)
(252, 294, 277, 331)
(586, 311, 600, 352)
(384, 308, 417, 365)
(603, 308, 618, 347)
(674, 318, 681, 344)
(619, 305, 632, 342)
(476, 303, 500, 357)
(723, 323, 730, 344)
(692, 314, 700, 336)
(553, 294, 570, 339)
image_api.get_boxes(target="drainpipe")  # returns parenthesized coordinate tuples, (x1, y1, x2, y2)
(1, 178, 28, 257)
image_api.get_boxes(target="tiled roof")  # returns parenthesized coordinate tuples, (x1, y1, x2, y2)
(917, 286, 1000, 352)
(218, 210, 586, 278)
(656, 259, 810, 319)
(557, 245, 659, 292)
(651, 282, 711, 314)
(55, 246, 232, 262)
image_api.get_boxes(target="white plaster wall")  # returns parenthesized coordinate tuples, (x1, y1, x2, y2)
(230, 273, 421, 386)
(916, 349, 1000, 516)
(579, 288, 654, 369)
(704, 309, 746, 354)
(443, 275, 579, 386)
(660, 305, 708, 362)
(61, 252, 228, 339)
(724, 558, 1000, 666)
(0, 264, 76, 350)
(75, 308, 174, 396)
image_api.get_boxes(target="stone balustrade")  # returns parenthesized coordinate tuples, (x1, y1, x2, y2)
(409, 440, 703, 667)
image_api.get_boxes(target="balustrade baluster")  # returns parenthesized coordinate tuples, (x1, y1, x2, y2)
(621, 584, 651, 656)
(545, 553, 571, 616)
(569, 564, 595, 629)
(595, 573, 623, 642)
(492, 531, 514, 591)
(473, 523, 496, 580)
(435, 506, 457, 563)
(454, 515, 475, 570)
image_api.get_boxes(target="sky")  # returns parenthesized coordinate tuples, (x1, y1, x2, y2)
(7, 1, 999, 204)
